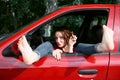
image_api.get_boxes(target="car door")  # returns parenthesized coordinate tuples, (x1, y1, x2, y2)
(107, 5, 120, 80)
(0, 4, 115, 80)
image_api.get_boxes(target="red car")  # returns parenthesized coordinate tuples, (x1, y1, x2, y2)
(0, 4, 120, 80)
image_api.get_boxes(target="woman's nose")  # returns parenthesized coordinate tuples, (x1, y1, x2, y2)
(56, 38, 60, 43)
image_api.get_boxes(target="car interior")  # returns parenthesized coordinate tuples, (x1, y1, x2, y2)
(2, 9, 109, 57)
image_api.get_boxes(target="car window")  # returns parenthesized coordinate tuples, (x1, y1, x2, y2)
(29, 9, 108, 49)
(2, 9, 109, 57)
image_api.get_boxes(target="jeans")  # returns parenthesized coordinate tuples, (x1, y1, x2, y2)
(76, 43, 99, 55)
(34, 41, 53, 59)
(34, 41, 99, 59)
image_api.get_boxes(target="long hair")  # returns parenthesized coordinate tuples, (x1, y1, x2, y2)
(55, 27, 73, 45)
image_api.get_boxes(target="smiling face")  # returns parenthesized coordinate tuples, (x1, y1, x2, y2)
(55, 31, 66, 48)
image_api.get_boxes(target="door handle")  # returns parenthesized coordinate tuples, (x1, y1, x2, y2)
(78, 69, 98, 78)
(78, 69, 98, 75)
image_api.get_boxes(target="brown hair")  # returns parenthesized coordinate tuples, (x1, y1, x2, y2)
(56, 28, 73, 45)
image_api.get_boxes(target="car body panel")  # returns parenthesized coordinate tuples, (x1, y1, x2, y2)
(0, 54, 109, 80)
(107, 5, 120, 80)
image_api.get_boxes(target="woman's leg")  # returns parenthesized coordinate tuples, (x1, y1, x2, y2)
(97, 25, 114, 52)
(18, 36, 39, 64)
(76, 43, 99, 55)
(76, 25, 114, 55)
(18, 36, 53, 65)
(34, 41, 53, 59)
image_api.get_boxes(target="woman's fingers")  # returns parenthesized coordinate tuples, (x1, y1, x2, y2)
(56, 50, 62, 60)
(52, 49, 62, 60)
(69, 35, 77, 45)
(72, 35, 77, 40)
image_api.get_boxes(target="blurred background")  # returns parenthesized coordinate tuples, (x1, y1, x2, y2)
(0, 0, 119, 35)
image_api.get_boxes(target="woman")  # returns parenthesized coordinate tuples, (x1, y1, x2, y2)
(18, 25, 114, 65)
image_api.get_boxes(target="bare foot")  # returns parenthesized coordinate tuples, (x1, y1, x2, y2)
(17, 35, 39, 64)
(17, 36, 32, 53)
(97, 25, 114, 52)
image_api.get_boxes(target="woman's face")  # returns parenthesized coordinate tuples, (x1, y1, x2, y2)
(55, 31, 66, 48)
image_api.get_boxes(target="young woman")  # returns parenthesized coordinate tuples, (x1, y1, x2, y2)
(17, 25, 114, 65)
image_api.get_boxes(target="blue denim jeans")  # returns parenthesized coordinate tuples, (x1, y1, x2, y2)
(76, 43, 99, 55)
(34, 41, 53, 59)
(34, 41, 99, 59)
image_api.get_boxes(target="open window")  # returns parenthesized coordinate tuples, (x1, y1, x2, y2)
(2, 8, 109, 57)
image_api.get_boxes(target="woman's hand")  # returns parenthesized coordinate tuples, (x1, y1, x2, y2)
(68, 34, 77, 52)
(69, 34, 77, 46)
(52, 49, 63, 60)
